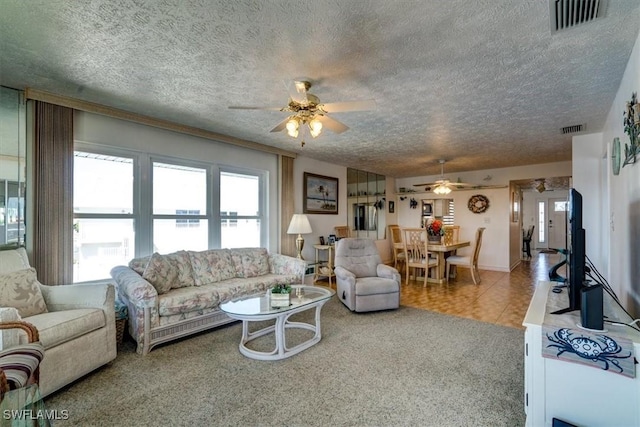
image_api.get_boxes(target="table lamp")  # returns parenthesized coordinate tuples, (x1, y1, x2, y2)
(287, 214, 312, 259)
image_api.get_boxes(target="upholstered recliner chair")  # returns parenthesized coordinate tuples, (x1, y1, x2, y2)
(334, 238, 400, 312)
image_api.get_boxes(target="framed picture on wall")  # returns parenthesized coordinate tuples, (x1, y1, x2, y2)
(389, 201, 395, 213)
(303, 172, 339, 214)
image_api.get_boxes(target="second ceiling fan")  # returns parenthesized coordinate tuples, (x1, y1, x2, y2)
(229, 80, 376, 146)
(413, 160, 506, 194)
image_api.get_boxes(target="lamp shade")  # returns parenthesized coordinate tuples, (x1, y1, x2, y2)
(287, 214, 312, 234)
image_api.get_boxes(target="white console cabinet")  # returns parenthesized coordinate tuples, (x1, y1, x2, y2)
(523, 281, 640, 427)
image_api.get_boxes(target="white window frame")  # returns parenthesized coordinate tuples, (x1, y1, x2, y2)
(73, 144, 268, 267)
(219, 166, 268, 248)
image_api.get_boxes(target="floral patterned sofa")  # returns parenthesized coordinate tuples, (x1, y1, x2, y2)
(110, 248, 306, 355)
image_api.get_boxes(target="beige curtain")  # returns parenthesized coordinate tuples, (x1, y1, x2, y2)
(32, 101, 74, 285)
(280, 155, 296, 257)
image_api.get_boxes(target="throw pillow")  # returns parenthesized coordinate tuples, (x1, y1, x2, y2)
(0, 268, 48, 317)
(142, 253, 178, 295)
(229, 248, 270, 278)
(165, 251, 196, 288)
(128, 255, 151, 275)
(188, 249, 235, 286)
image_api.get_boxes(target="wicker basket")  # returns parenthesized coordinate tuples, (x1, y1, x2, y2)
(115, 319, 126, 346)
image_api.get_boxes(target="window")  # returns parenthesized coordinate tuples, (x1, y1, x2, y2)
(537, 201, 545, 243)
(442, 200, 455, 225)
(73, 148, 268, 281)
(152, 161, 208, 254)
(175, 210, 201, 227)
(73, 152, 135, 282)
(220, 171, 262, 248)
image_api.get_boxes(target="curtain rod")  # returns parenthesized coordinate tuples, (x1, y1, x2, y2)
(25, 88, 297, 159)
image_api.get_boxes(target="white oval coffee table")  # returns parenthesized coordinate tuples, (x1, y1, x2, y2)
(220, 285, 335, 360)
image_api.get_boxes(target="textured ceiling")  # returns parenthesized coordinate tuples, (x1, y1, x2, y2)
(1, 0, 639, 178)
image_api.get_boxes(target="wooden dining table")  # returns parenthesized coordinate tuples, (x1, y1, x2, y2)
(426, 240, 471, 284)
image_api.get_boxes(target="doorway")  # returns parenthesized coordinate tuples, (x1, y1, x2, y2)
(548, 198, 568, 250)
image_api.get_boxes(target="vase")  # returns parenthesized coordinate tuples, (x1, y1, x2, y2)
(270, 292, 290, 308)
(427, 235, 441, 244)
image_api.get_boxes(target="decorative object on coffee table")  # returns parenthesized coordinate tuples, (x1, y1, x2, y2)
(270, 284, 291, 308)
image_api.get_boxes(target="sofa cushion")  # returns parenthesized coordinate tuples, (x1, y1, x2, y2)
(355, 276, 400, 296)
(25, 308, 105, 349)
(157, 285, 221, 316)
(164, 251, 196, 288)
(142, 253, 177, 295)
(188, 249, 236, 286)
(0, 268, 48, 317)
(229, 248, 270, 278)
(128, 255, 151, 275)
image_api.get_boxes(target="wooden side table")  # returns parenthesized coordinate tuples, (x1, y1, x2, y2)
(313, 244, 335, 287)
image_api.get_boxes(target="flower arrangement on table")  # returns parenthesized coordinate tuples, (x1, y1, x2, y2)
(425, 218, 444, 237)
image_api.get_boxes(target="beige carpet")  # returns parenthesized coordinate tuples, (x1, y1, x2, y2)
(44, 297, 525, 426)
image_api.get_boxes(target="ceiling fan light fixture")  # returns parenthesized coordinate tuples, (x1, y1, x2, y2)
(286, 117, 299, 133)
(433, 185, 452, 195)
(309, 117, 323, 138)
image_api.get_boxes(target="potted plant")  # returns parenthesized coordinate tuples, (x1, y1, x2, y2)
(270, 283, 292, 307)
(425, 218, 444, 243)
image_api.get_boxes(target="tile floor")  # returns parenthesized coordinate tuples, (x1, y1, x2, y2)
(399, 251, 563, 328)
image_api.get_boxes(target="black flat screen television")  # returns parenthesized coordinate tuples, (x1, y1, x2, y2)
(552, 188, 586, 315)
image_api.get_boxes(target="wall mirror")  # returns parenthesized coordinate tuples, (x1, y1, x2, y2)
(346, 168, 386, 240)
(0, 86, 26, 247)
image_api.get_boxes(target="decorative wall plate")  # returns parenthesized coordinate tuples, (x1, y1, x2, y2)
(612, 137, 621, 176)
(468, 194, 489, 214)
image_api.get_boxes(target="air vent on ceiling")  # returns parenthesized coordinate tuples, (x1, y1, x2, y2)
(561, 123, 586, 134)
(549, 0, 607, 33)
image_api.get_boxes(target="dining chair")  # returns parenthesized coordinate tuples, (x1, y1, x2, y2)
(402, 228, 438, 287)
(522, 225, 535, 258)
(334, 226, 350, 239)
(443, 225, 460, 245)
(445, 227, 485, 285)
(387, 225, 406, 271)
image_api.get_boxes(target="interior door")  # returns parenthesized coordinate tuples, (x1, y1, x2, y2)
(548, 198, 567, 250)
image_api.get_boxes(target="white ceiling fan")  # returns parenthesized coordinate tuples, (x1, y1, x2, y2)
(229, 80, 376, 146)
(413, 160, 506, 194)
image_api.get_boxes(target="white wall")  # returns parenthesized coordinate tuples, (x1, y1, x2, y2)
(395, 161, 572, 272)
(574, 29, 640, 316)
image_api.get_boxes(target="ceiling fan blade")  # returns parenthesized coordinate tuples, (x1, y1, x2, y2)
(413, 182, 439, 187)
(228, 105, 283, 111)
(270, 117, 290, 133)
(454, 184, 509, 191)
(320, 99, 377, 113)
(316, 115, 349, 134)
(283, 80, 309, 104)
